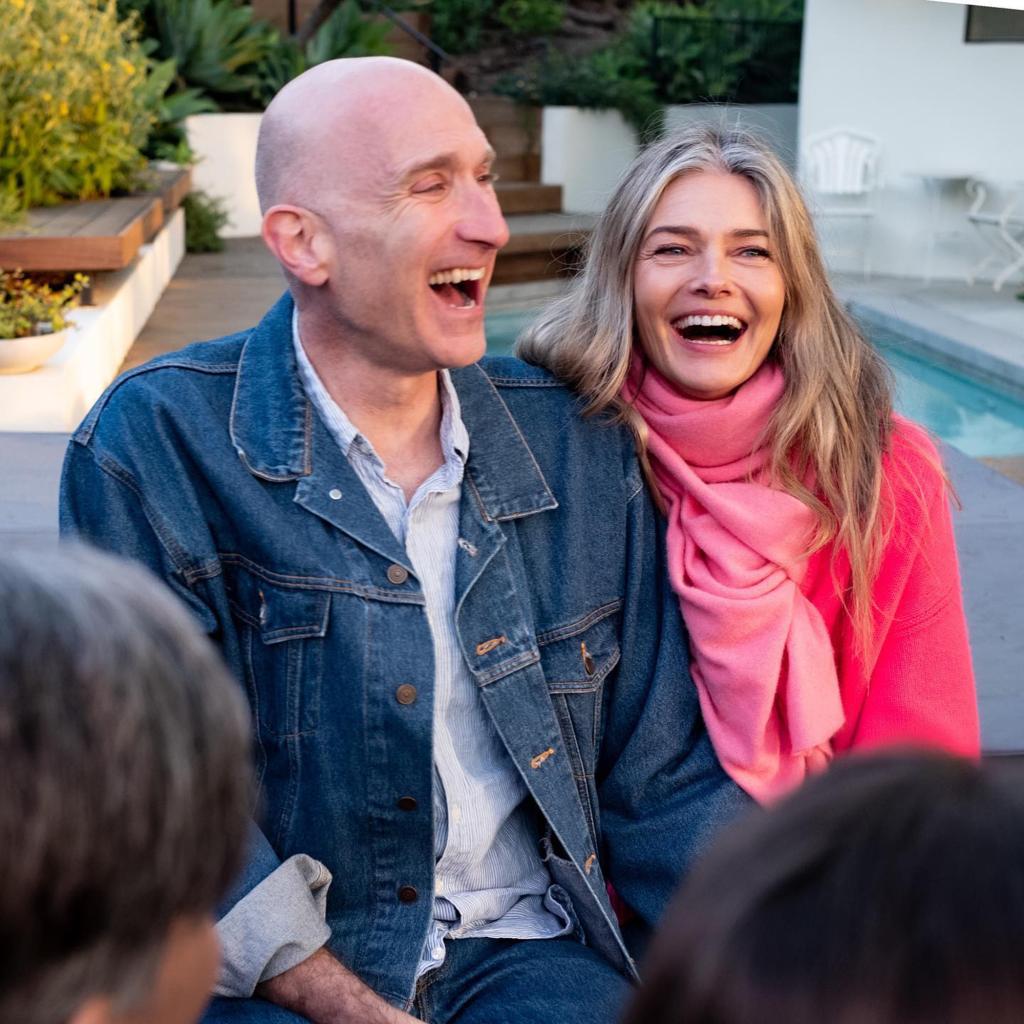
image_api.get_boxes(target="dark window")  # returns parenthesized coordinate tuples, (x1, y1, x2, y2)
(965, 6, 1024, 42)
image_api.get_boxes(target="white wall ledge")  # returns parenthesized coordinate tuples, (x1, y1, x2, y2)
(0, 209, 185, 433)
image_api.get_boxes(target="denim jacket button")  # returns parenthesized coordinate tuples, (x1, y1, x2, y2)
(397, 796, 418, 811)
(387, 564, 409, 585)
(398, 885, 419, 904)
(328, 488, 342, 500)
(395, 684, 418, 705)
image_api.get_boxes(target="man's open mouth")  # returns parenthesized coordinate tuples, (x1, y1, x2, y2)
(672, 313, 747, 346)
(429, 267, 485, 309)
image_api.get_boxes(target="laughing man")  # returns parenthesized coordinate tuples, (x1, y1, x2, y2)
(60, 57, 750, 1024)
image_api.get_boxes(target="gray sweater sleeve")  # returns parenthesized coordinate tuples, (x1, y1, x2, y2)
(214, 854, 333, 997)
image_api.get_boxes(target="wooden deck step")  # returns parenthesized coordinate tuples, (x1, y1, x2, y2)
(0, 165, 191, 273)
(496, 182, 563, 216)
(493, 211, 596, 285)
(470, 96, 541, 183)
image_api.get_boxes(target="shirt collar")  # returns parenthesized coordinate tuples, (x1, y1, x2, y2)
(291, 309, 469, 469)
(231, 293, 556, 521)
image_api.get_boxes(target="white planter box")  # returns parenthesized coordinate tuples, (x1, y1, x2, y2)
(541, 107, 639, 215)
(664, 104, 799, 171)
(0, 209, 185, 432)
(186, 112, 263, 238)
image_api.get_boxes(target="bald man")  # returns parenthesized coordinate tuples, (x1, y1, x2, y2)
(61, 58, 749, 1024)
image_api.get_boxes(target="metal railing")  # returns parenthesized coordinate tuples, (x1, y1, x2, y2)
(649, 17, 802, 105)
(364, 0, 451, 74)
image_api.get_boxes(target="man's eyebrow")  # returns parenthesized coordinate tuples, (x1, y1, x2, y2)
(398, 147, 497, 181)
(645, 225, 770, 240)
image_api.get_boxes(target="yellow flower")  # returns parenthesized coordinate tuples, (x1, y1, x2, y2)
(59, 101, 69, 116)
(119, 58, 135, 75)
(11, 0, 24, 8)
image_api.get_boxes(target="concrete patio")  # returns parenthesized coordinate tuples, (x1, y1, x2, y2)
(1, 242, 1021, 752)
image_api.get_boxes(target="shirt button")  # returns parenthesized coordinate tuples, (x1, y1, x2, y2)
(387, 564, 409, 585)
(395, 684, 417, 705)
(397, 796, 418, 812)
(398, 885, 419, 904)
(328, 488, 342, 500)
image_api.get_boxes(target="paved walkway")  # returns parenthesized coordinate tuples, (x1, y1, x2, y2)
(1, 249, 1021, 751)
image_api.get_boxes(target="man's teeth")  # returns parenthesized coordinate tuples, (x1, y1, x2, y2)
(679, 314, 745, 330)
(429, 268, 486, 286)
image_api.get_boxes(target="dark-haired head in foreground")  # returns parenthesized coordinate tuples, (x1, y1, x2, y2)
(623, 750, 1024, 1024)
(0, 547, 252, 1024)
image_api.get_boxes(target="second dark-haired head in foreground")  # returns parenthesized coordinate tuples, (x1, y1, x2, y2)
(623, 750, 1024, 1024)
(0, 546, 252, 1024)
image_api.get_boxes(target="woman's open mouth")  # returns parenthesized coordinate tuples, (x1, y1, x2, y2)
(428, 267, 485, 309)
(672, 313, 747, 346)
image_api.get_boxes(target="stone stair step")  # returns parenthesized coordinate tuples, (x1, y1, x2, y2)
(493, 212, 596, 284)
(496, 182, 563, 215)
(470, 96, 541, 183)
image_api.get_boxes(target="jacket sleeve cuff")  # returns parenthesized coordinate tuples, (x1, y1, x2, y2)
(214, 854, 333, 997)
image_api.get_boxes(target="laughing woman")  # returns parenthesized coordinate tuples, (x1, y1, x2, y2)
(519, 125, 979, 802)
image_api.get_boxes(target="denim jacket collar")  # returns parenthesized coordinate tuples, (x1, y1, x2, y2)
(230, 292, 558, 522)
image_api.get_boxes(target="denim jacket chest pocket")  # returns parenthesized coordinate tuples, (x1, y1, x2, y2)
(538, 601, 622, 837)
(224, 562, 331, 740)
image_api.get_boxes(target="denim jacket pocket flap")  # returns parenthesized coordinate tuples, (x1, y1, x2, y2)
(226, 567, 331, 644)
(538, 602, 622, 693)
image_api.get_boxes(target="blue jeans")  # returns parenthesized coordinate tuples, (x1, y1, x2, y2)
(201, 936, 630, 1023)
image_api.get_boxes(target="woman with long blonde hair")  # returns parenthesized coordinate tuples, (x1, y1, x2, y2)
(519, 125, 979, 802)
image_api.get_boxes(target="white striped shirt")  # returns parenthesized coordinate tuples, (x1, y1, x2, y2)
(292, 320, 570, 977)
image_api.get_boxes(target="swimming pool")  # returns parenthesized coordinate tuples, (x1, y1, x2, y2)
(484, 310, 1024, 460)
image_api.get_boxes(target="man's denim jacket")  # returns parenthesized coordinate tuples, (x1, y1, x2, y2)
(60, 294, 750, 1007)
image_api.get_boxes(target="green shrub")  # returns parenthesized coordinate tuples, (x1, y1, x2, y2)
(0, 271, 89, 339)
(0, 0, 164, 222)
(135, 0, 279, 109)
(428, 0, 488, 55)
(183, 190, 228, 252)
(494, 41, 662, 140)
(496, 0, 564, 36)
(254, 0, 392, 107)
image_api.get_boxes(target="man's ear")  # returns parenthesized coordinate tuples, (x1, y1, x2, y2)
(68, 995, 115, 1024)
(262, 205, 331, 287)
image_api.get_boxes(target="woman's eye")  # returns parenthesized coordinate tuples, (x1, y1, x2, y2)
(653, 244, 689, 257)
(739, 246, 772, 259)
(478, 171, 498, 185)
(413, 179, 447, 194)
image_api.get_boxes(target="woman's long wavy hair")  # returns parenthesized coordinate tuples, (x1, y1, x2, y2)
(518, 124, 895, 647)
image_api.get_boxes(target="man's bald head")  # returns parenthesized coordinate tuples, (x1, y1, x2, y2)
(255, 57, 474, 215)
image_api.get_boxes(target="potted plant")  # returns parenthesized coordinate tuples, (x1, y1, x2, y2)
(0, 271, 88, 374)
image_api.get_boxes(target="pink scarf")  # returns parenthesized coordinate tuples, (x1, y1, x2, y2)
(624, 357, 844, 802)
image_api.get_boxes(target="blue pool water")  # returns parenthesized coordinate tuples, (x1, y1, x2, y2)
(483, 310, 1024, 459)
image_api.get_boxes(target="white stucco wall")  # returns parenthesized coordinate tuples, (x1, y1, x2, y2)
(799, 0, 1024, 281)
(665, 104, 799, 171)
(186, 113, 263, 238)
(541, 108, 639, 214)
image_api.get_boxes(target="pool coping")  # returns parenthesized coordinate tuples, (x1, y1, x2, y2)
(842, 290, 1024, 398)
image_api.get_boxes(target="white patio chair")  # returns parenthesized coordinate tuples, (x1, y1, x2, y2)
(800, 128, 881, 278)
(965, 179, 1024, 293)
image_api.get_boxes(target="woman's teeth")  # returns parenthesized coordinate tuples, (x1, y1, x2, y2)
(679, 314, 745, 330)
(675, 313, 746, 345)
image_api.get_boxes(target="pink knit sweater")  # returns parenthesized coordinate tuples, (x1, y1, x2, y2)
(802, 418, 979, 757)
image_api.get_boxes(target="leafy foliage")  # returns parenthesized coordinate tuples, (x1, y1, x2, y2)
(183, 189, 228, 252)
(429, 0, 564, 54)
(254, 0, 392, 107)
(428, 0, 488, 54)
(633, 0, 803, 104)
(130, 0, 279, 108)
(496, 0, 564, 37)
(0, 271, 88, 339)
(0, 0, 164, 221)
